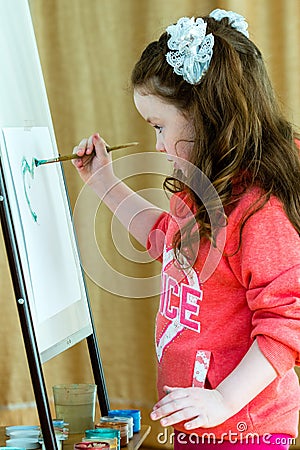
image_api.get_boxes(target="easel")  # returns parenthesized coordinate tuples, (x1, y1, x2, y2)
(0, 158, 110, 450)
(0, 2, 112, 446)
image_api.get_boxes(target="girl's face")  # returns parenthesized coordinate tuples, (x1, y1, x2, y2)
(134, 90, 194, 169)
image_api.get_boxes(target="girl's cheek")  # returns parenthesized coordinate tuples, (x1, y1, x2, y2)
(181, 141, 194, 160)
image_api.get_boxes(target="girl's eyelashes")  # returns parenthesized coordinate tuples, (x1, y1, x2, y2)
(153, 125, 163, 134)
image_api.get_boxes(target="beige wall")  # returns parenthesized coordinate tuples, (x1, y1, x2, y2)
(0, 1, 299, 448)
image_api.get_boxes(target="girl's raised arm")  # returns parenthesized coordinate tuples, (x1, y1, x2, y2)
(73, 133, 163, 247)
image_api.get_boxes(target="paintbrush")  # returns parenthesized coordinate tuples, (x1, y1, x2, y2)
(35, 142, 139, 167)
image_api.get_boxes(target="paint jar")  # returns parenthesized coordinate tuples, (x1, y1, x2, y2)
(7, 429, 40, 440)
(95, 421, 128, 447)
(52, 419, 65, 428)
(108, 409, 141, 433)
(0, 447, 26, 450)
(84, 428, 120, 450)
(100, 415, 133, 439)
(74, 443, 110, 449)
(53, 384, 97, 434)
(5, 438, 40, 449)
(51, 419, 69, 439)
(5, 426, 39, 437)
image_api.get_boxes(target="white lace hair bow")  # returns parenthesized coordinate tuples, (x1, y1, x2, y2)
(209, 9, 249, 38)
(165, 9, 249, 85)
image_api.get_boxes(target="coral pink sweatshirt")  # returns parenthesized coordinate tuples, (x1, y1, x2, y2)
(147, 186, 300, 438)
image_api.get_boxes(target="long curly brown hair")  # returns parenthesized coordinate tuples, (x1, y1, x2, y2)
(131, 13, 300, 258)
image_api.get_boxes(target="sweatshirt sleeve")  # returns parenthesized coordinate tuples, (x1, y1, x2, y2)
(146, 211, 170, 262)
(230, 197, 300, 376)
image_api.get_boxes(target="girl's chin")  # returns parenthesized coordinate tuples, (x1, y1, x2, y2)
(166, 156, 176, 170)
(166, 157, 186, 178)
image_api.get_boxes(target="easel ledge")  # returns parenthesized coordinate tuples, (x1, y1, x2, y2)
(0, 424, 151, 450)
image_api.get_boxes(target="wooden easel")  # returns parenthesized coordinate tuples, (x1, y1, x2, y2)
(0, 2, 112, 446)
(0, 157, 110, 450)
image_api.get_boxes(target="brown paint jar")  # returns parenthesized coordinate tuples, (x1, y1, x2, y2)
(95, 421, 129, 447)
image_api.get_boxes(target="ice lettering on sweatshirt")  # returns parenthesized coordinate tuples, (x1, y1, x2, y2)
(156, 246, 203, 362)
(160, 273, 202, 332)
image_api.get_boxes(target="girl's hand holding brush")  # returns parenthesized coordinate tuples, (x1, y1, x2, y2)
(73, 133, 138, 192)
(73, 133, 119, 198)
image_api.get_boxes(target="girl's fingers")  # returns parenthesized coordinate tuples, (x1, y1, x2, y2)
(75, 138, 88, 157)
(81, 153, 95, 168)
(92, 132, 109, 156)
(159, 407, 202, 427)
(72, 146, 83, 168)
(72, 134, 111, 175)
(73, 134, 108, 159)
(151, 394, 191, 420)
(184, 415, 206, 430)
(153, 387, 187, 409)
(163, 385, 174, 395)
(87, 135, 94, 153)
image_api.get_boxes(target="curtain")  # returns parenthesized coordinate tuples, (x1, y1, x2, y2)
(0, 1, 299, 448)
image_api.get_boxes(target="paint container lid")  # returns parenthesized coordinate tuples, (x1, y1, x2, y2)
(82, 438, 117, 450)
(9, 429, 40, 439)
(6, 426, 39, 437)
(52, 419, 65, 428)
(100, 415, 134, 439)
(0, 447, 26, 450)
(0, 448, 26, 450)
(108, 409, 141, 433)
(85, 427, 120, 439)
(6, 438, 40, 449)
(74, 443, 110, 449)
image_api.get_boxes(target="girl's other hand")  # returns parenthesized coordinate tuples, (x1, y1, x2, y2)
(150, 385, 232, 430)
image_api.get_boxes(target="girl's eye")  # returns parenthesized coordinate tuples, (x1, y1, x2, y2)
(154, 125, 163, 134)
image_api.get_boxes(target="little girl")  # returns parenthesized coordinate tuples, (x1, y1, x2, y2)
(73, 9, 300, 449)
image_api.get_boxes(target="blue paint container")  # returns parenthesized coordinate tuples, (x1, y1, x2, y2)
(108, 409, 141, 433)
(5, 438, 40, 449)
(0, 448, 26, 450)
(5, 425, 39, 437)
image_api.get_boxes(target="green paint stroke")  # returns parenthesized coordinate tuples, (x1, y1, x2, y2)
(35, 158, 47, 167)
(21, 156, 38, 223)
